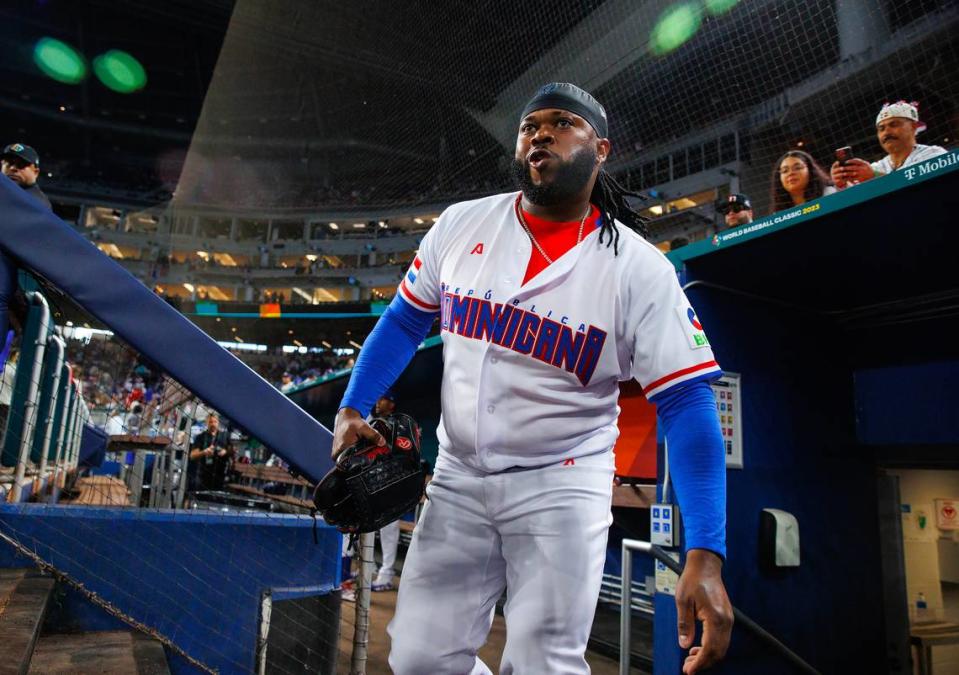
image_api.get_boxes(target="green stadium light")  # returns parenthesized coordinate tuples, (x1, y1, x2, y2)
(704, 0, 741, 15)
(93, 50, 147, 93)
(650, 2, 703, 56)
(33, 38, 87, 84)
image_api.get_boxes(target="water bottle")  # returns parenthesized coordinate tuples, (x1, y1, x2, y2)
(916, 592, 929, 620)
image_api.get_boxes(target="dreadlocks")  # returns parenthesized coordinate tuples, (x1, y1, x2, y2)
(589, 169, 649, 255)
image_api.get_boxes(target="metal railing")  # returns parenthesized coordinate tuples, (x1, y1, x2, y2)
(1, 292, 89, 504)
(620, 538, 821, 675)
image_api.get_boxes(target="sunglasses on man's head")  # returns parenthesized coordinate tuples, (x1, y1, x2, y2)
(726, 205, 746, 213)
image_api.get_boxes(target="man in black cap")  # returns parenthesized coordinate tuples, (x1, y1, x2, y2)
(0, 143, 51, 347)
(333, 82, 732, 674)
(1, 144, 51, 210)
(717, 193, 753, 230)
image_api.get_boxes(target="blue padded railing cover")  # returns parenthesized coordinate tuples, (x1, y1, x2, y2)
(0, 177, 332, 481)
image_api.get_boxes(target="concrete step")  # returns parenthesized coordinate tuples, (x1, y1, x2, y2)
(0, 569, 55, 675)
(28, 631, 171, 675)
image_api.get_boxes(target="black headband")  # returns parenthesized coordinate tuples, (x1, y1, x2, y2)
(520, 82, 608, 138)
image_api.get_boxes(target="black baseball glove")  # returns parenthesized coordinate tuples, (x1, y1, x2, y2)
(313, 413, 426, 534)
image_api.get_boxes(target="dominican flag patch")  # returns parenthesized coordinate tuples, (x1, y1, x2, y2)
(676, 305, 710, 349)
(398, 256, 439, 312)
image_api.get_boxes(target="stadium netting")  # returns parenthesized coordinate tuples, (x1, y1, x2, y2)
(1, 1, 958, 673)
(0, 273, 353, 674)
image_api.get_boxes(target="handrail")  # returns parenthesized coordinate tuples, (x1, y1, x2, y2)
(620, 538, 821, 675)
(11, 292, 51, 502)
(35, 335, 66, 477)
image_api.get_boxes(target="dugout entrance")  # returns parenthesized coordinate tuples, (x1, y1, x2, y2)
(656, 156, 959, 673)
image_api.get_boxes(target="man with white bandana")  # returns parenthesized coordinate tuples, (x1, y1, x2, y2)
(831, 100, 947, 187)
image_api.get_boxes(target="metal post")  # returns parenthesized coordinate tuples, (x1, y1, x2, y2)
(10, 293, 51, 502)
(351, 531, 376, 674)
(130, 451, 145, 507)
(621, 539, 654, 675)
(35, 336, 65, 477)
(148, 451, 161, 508)
(70, 389, 84, 465)
(170, 409, 191, 509)
(62, 382, 79, 470)
(51, 365, 73, 492)
(258, 591, 272, 675)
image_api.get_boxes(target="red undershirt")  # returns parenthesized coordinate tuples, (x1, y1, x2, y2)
(519, 201, 601, 285)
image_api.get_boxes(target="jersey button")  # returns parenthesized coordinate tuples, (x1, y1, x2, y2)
(503, 278, 513, 285)
(487, 404, 495, 414)
(490, 356, 498, 364)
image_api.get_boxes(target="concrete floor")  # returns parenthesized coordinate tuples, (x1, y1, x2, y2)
(336, 576, 623, 674)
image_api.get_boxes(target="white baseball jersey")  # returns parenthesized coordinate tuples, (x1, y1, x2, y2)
(871, 143, 947, 175)
(398, 190, 721, 473)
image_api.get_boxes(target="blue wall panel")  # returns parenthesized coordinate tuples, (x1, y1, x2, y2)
(854, 361, 959, 445)
(0, 504, 341, 674)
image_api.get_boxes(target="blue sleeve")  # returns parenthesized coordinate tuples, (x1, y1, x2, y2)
(340, 295, 436, 416)
(655, 379, 727, 559)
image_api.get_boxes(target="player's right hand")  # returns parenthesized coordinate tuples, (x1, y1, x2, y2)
(332, 407, 386, 460)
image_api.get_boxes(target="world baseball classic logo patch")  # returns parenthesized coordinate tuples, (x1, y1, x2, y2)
(676, 305, 710, 350)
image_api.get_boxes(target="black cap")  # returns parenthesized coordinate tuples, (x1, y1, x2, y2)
(2, 143, 40, 167)
(717, 193, 751, 213)
(521, 83, 608, 138)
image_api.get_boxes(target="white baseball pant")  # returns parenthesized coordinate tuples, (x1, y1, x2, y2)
(388, 451, 614, 674)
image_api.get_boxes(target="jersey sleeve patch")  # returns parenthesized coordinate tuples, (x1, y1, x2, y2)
(676, 305, 711, 350)
(398, 254, 439, 312)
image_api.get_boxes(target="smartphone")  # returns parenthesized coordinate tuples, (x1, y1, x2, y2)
(835, 146, 854, 165)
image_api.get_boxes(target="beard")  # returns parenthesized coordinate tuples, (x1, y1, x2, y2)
(510, 146, 596, 206)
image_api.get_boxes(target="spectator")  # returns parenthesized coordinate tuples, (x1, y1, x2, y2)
(125, 403, 144, 436)
(1, 143, 51, 210)
(0, 143, 51, 342)
(188, 413, 234, 493)
(104, 402, 126, 436)
(831, 101, 948, 188)
(716, 193, 753, 230)
(770, 150, 834, 212)
(669, 237, 689, 251)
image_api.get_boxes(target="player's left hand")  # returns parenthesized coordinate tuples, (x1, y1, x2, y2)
(675, 548, 733, 674)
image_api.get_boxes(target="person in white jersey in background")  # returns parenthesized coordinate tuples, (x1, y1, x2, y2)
(831, 100, 947, 187)
(332, 82, 732, 675)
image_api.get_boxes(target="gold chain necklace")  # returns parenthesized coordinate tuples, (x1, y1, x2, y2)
(514, 197, 590, 265)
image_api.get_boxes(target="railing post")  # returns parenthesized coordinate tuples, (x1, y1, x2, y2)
(62, 382, 79, 472)
(9, 293, 51, 502)
(51, 365, 74, 492)
(33, 336, 65, 484)
(620, 541, 633, 675)
(620, 538, 654, 675)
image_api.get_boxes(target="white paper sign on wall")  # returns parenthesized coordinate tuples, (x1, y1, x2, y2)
(936, 499, 959, 530)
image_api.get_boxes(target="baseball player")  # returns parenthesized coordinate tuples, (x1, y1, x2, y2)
(369, 390, 402, 591)
(333, 82, 732, 674)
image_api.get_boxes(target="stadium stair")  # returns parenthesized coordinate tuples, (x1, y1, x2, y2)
(0, 568, 54, 675)
(0, 568, 170, 675)
(28, 631, 170, 675)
